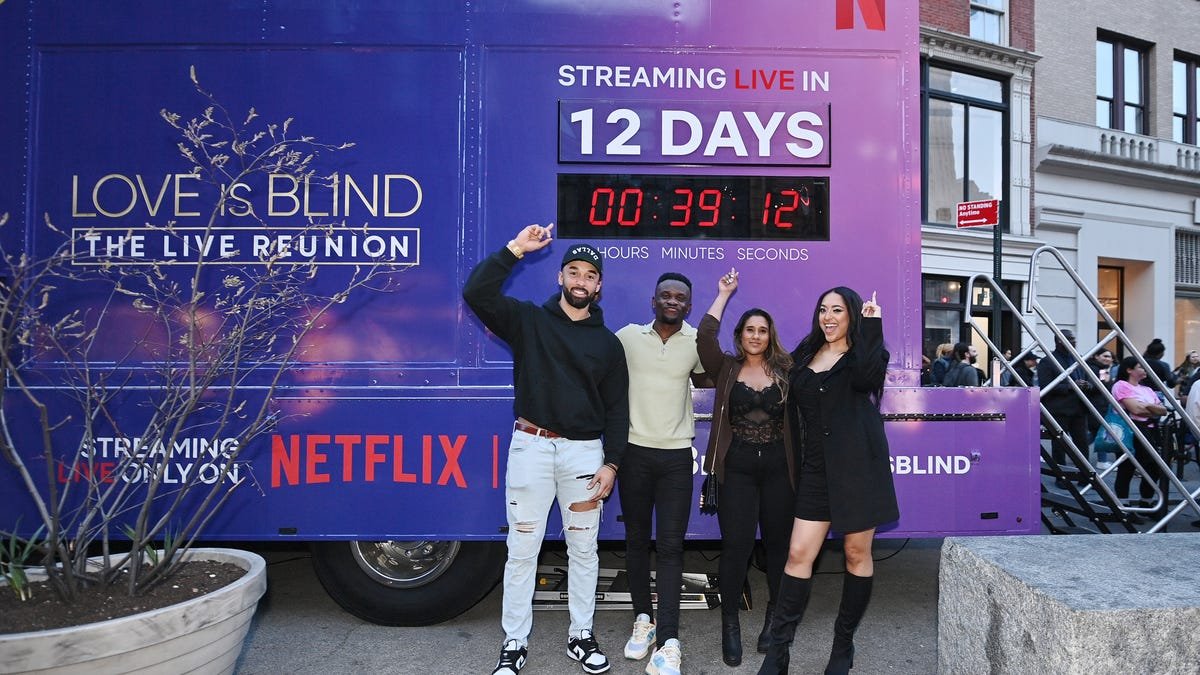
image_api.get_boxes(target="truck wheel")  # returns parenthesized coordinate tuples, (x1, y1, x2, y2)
(310, 540, 505, 626)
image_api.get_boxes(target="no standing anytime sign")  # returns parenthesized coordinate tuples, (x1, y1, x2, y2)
(956, 199, 1000, 228)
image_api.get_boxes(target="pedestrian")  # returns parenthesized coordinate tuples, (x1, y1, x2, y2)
(463, 223, 628, 675)
(1037, 329, 1094, 488)
(1142, 338, 1178, 395)
(1172, 349, 1199, 402)
(696, 269, 797, 668)
(927, 342, 953, 386)
(1085, 348, 1116, 468)
(1007, 350, 1039, 388)
(940, 342, 980, 387)
(615, 272, 707, 675)
(758, 287, 899, 675)
(1111, 356, 1167, 506)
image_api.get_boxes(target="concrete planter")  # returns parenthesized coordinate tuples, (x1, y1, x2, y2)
(0, 547, 266, 675)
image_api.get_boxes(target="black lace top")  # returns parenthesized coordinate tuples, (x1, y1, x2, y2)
(729, 379, 786, 444)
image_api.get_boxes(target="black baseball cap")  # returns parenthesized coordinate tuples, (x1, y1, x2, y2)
(560, 244, 603, 275)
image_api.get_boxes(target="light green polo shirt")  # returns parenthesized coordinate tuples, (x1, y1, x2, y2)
(616, 320, 705, 449)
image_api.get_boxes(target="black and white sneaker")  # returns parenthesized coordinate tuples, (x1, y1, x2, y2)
(567, 629, 611, 673)
(492, 639, 527, 675)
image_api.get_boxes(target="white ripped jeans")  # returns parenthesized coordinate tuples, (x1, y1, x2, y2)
(502, 429, 604, 645)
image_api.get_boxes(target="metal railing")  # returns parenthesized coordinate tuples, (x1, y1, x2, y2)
(963, 245, 1200, 533)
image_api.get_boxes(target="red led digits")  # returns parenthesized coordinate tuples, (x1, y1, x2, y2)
(670, 188, 721, 226)
(698, 189, 722, 227)
(617, 188, 643, 226)
(558, 174, 827, 241)
(590, 187, 644, 227)
(670, 188, 692, 227)
(589, 187, 615, 226)
(762, 188, 801, 228)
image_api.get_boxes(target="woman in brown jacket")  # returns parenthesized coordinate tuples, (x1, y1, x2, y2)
(758, 286, 899, 675)
(697, 269, 796, 667)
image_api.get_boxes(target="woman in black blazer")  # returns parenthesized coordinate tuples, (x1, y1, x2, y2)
(758, 287, 899, 675)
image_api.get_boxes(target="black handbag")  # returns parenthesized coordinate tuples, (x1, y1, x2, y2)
(698, 473, 718, 515)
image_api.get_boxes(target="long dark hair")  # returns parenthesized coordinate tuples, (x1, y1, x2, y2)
(791, 286, 866, 366)
(731, 308, 794, 394)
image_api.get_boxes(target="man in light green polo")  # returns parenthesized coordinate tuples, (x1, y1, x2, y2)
(615, 272, 707, 675)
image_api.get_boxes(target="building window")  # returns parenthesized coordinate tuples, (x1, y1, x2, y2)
(969, 0, 1007, 46)
(922, 62, 1007, 228)
(922, 275, 1021, 364)
(1097, 265, 1124, 357)
(1174, 53, 1200, 145)
(1096, 34, 1149, 135)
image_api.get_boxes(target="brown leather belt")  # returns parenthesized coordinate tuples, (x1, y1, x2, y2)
(514, 420, 562, 439)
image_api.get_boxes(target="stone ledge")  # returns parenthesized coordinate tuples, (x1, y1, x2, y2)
(938, 534, 1200, 674)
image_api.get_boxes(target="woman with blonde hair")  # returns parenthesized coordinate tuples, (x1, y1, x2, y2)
(928, 341, 954, 385)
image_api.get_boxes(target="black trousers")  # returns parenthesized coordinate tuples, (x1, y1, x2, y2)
(1114, 421, 1163, 500)
(1048, 410, 1090, 467)
(617, 443, 694, 644)
(716, 438, 794, 619)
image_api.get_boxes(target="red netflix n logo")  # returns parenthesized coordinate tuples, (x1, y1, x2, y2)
(835, 0, 886, 31)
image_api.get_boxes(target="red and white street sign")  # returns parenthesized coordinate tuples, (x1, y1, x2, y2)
(956, 199, 1000, 228)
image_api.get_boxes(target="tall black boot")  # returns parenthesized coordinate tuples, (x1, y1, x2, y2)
(823, 573, 873, 675)
(756, 601, 775, 653)
(756, 574, 811, 675)
(721, 613, 742, 666)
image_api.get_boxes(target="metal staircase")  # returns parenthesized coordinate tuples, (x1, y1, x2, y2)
(964, 245, 1200, 534)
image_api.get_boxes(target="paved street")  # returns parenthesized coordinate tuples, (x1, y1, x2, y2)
(232, 456, 1200, 674)
(235, 538, 942, 674)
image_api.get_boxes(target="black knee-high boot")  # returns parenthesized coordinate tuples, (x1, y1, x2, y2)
(756, 574, 811, 675)
(823, 573, 873, 675)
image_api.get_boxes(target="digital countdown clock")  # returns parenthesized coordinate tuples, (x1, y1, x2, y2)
(556, 174, 829, 241)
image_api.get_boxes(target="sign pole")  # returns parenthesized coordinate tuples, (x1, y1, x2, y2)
(992, 207, 1002, 364)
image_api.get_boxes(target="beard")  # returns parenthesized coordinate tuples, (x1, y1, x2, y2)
(563, 287, 597, 309)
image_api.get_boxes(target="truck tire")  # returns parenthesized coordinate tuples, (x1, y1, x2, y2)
(310, 540, 505, 626)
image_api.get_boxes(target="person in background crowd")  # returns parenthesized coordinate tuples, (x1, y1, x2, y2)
(697, 269, 797, 668)
(464, 224, 628, 675)
(1007, 350, 1039, 388)
(940, 342, 979, 387)
(615, 272, 707, 675)
(1085, 348, 1115, 469)
(758, 287, 898, 675)
(1172, 350, 1200, 403)
(927, 342, 954, 386)
(970, 344, 987, 385)
(919, 355, 932, 386)
(1111, 356, 1167, 507)
(1142, 338, 1177, 396)
(1037, 330, 1093, 488)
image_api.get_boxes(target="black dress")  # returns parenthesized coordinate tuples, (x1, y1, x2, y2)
(792, 366, 831, 520)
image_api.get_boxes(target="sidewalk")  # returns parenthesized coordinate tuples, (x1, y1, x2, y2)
(235, 538, 943, 674)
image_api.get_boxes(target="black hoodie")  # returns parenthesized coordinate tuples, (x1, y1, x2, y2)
(463, 247, 629, 465)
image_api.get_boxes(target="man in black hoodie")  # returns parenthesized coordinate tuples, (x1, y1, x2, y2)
(464, 223, 628, 675)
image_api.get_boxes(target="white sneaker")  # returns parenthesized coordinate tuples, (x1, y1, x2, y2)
(645, 638, 681, 675)
(1096, 461, 1113, 470)
(624, 613, 656, 660)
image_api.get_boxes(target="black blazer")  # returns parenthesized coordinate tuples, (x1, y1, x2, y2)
(789, 317, 899, 533)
